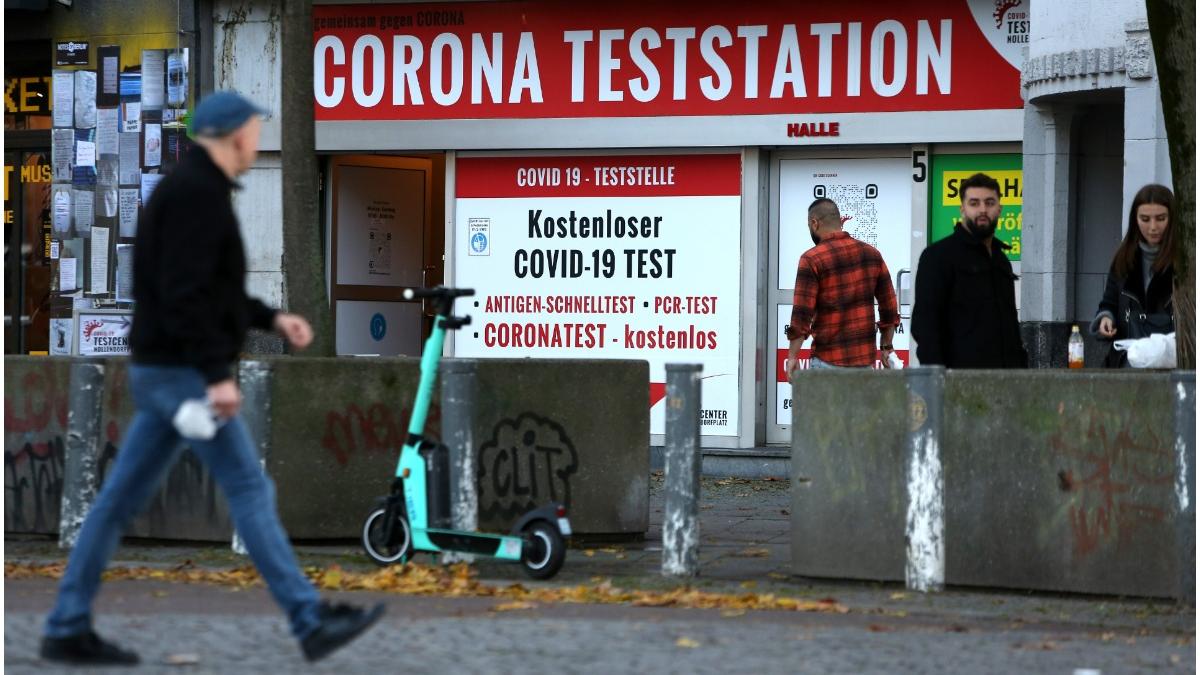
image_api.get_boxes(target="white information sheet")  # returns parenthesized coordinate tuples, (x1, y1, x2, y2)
(52, 129, 74, 182)
(140, 173, 163, 203)
(144, 123, 162, 167)
(90, 226, 110, 294)
(116, 244, 135, 302)
(121, 101, 141, 132)
(75, 139, 96, 167)
(118, 132, 140, 185)
(52, 71, 74, 127)
(72, 188, 94, 234)
(118, 189, 139, 237)
(73, 70, 98, 128)
(50, 318, 74, 356)
(60, 258, 78, 291)
(141, 50, 165, 109)
(97, 107, 119, 155)
(51, 185, 72, 235)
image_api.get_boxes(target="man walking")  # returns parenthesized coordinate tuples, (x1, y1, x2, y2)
(784, 198, 900, 375)
(911, 172, 1028, 368)
(41, 92, 384, 665)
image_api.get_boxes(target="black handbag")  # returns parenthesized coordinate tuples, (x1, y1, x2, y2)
(1119, 291, 1174, 339)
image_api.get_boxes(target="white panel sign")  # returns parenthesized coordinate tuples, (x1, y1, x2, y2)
(775, 157, 915, 426)
(335, 300, 423, 357)
(76, 311, 132, 356)
(335, 165, 424, 287)
(453, 154, 742, 437)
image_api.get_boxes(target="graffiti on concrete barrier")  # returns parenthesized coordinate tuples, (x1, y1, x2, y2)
(4, 369, 69, 435)
(321, 403, 440, 467)
(4, 438, 65, 532)
(1051, 409, 1173, 557)
(5, 367, 70, 531)
(477, 412, 579, 522)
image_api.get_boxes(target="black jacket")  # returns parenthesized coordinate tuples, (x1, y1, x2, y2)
(911, 224, 1028, 368)
(130, 147, 276, 383)
(1093, 255, 1174, 367)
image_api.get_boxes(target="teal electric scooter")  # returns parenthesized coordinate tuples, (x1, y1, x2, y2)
(360, 286, 571, 579)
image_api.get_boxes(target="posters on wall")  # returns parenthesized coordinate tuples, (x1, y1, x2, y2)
(453, 154, 743, 437)
(929, 153, 1023, 261)
(774, 157, 914, 426)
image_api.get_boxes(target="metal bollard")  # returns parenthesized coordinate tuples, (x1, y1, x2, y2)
(441, 359, 479, 563)
(59, 360, 106, 549)
(904, 366, 945, 593)
(1173, 371, 1195, 604)
(662, 363, 702, 577)
(232, 361, 272, 555)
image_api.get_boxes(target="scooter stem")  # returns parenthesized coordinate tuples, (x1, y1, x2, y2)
(408, 316, 447, 437)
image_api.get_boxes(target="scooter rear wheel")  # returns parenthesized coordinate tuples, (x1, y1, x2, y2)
(362, 507, 412, 566)
(520, 520, 565, 580)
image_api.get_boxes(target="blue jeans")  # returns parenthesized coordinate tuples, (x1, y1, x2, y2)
(45, 364, 321, 640)
(809, 356, 852, 369)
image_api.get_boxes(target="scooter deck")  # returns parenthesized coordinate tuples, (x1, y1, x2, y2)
(415, 527, 523, 561)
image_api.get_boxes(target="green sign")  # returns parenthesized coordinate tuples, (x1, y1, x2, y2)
(929, 153, 1022, 261)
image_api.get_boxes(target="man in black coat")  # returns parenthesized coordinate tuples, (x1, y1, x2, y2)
(911, 172, 1028, 368)
(41, 92, 384, 666)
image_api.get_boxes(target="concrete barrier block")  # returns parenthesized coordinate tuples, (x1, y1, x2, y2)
(263, 357, 429, 539)
(791, 369, 908, 581)
(468, 359, 650, 536)
(4, 357, 71, 534)
(943, 371, 1177, 597)
(98, 359, 234, 541)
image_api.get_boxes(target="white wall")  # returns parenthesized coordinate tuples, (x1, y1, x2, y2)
(1031, 0, 1143, 57)
(213, 0, 286, 309)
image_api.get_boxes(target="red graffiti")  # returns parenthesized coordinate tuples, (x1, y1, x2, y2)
(4, 369, 69, 434)
(320, 403, 440, 467)
(1051, 410, 1173, 557)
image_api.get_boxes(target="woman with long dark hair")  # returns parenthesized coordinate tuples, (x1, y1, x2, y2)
(1090, 183, 1177, 367)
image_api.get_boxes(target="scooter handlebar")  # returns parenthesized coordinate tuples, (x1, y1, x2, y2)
(441, 315, 472, 330)
(402, 286, 475, 301)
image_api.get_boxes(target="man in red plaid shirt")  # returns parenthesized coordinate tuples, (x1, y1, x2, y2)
(784, 198, 900, 374)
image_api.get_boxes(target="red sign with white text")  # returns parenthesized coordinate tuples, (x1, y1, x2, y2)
(313, 0, 1025, 121)
(455, 154, 741, 198)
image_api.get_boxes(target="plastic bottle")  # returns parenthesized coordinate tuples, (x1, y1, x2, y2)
(1068, 325, 1085, 369)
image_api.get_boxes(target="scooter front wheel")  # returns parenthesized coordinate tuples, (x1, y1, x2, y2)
(362, 507, 412, 566)
(520, 520, 565, 580)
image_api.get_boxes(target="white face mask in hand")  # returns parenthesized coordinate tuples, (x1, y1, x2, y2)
(172, 399, 223, 440)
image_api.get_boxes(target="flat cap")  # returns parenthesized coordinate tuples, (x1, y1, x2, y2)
(190, 91, 267, 138)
